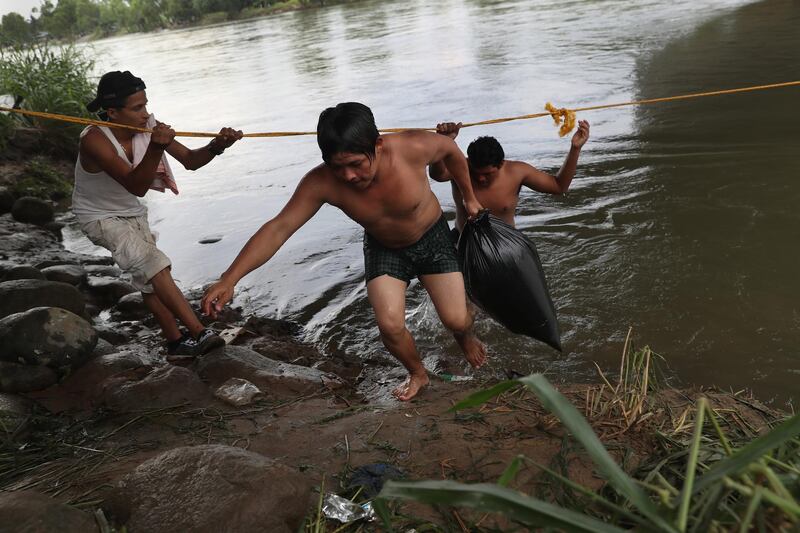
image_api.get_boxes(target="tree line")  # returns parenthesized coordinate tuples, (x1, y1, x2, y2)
(1, 0, 328, 44)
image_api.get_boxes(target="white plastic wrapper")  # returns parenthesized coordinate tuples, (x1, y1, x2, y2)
(213, 378, 263, 407)
(322, 493, 376, 523)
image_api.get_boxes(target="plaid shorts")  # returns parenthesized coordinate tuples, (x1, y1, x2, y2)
(363, 214, 460, 283)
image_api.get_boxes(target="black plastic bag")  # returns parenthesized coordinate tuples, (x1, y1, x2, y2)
(457, 212, 561, 351)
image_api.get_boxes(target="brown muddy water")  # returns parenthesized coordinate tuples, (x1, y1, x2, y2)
(64, 0, 800, 404)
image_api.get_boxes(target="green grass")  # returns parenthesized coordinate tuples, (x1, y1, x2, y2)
(0, 42, 95, 159)
(0, 112, 13, 153)
(11, 157, 72, 200)
(376, 352, 800, 531)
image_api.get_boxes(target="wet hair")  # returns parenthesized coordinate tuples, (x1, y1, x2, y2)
(317, 102, 379, 163)
(467, 136, 505, 169)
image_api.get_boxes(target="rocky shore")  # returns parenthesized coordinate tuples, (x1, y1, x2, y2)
(0, 160, 787, 532)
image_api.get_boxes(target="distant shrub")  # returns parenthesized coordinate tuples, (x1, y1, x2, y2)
(0, 111, 13, 153)
(12, 156, 73, 200)
(0, 43, 95, 159)
(200, 11, 230, 25)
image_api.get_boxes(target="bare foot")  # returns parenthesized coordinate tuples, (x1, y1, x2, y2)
(456, 333, 487, 368)
(392, 372, 430, 401)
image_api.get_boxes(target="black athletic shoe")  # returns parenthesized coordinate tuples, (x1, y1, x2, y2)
(194, 328, 225, 355)
(166, 333, 197, 357)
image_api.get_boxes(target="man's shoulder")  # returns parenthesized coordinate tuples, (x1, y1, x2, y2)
(80, 126, 111, 151)
(504, 159, 538, 177)
(80, 125, 101, 142)
(303, 162, 333, 182)
(298, 163, 335, 195)
(386, 129, 433, 150)
(384, 130, 438, 165)
(504, 159, 533, 169)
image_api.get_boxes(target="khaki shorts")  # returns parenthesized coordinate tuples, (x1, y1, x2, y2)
(81, 215, 171, 293)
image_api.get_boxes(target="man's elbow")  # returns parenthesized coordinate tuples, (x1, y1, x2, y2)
(125, 182, 148, 197)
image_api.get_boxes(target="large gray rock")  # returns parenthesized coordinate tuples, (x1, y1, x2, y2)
(196, 345, 344, 396)
(0, 186, 14, 214)
(249, 335, 324, 365)
(0, 307, 97, 373)
(87, 276, 137, 307)
(41, 264, 86, 286)
(0, 361, 58, 393)
(0, 490, 98, 533)
(43, 221, 64, 240)
(93, 338, 115, 356)
(1, 265, 44, 281)
(103, 365, 209, 412)
(0, 260, 16, 278)
(58, 351, 149, 405)
(82, 255, 115, 266)
(0, 279, 85, 319)
(83, 264, 121, 277)
(107, 445, 310, 533)
(11, 196, 54, 226)
(112, 292, 148, 320)
(0, 393, 33, 436)
(70, 351, 147, 384)
(94, 325, 129, 345)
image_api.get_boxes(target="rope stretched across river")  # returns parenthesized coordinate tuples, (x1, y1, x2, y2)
(1, 80, 799, 139)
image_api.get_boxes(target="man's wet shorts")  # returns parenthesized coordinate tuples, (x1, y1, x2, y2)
(80, 215, 171, 293)
(363, 214, 460, 284)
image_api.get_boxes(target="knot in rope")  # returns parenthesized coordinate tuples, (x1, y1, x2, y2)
(545, 102, 576, 137)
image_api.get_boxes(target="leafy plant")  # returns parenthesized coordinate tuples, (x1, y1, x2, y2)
(12, 157, 72, 200)
(0, 42, 95, 158)
(0, 111, 14, 153)
(377, 374, 800, 531)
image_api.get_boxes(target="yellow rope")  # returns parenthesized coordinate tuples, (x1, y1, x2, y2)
(1, 80, 798, 139)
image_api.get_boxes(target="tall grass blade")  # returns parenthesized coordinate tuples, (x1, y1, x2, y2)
(693, 412, 800, 494)
(371, 498, 393, 532)
(497, 455, 524, 487)
(379, 479, 627, 532)
(449, 380, 518, 411)
(677, 398, 706, 531)
(531, 460, 653, 529)
(515, 374, 678, 533)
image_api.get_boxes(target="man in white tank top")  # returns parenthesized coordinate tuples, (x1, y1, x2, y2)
(75, 70, 243, 358)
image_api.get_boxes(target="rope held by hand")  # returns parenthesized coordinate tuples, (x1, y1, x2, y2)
(1, 80, 799, 139)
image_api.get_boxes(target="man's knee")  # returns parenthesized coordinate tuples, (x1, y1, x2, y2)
(440, 309, 470, 335)
(376, 315, 407, 342)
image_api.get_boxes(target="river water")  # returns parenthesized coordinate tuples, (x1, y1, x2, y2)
(67, 0, 800, 403)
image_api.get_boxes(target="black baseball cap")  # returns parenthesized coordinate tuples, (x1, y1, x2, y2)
(86, 71, 146, 112)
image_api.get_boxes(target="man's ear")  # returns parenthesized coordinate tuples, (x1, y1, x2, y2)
(106, 108, 118, 121)
(496, 161, 504, 170)
(375, 136, 384, 151)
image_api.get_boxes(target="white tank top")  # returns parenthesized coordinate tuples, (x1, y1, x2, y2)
(72, 125, 148, 224)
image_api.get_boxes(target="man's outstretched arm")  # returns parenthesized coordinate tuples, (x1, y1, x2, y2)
(522, 120, 590, 194)
(428, 122, 462, 182)
(166, 127, 243, 171)
(201, 172, 326, 317)
(416, 129, 482, 218)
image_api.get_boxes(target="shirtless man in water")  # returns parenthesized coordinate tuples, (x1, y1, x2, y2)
(429, 120, 590, 230)
(202, 102, 487, 401)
